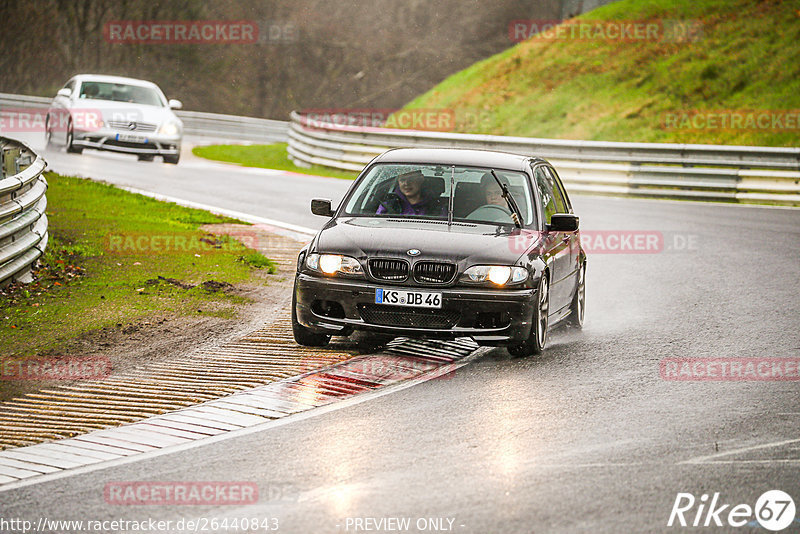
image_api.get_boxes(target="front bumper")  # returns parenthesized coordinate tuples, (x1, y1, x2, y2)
(295, 273, 536, 344)
(73, 128, 181, 156)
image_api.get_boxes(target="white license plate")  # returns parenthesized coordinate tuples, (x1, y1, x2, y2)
(375, 288, 442, 308)
(115, 133, 148, 143)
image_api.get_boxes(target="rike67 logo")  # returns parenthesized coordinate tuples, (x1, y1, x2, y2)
(668, 490, 796, 531)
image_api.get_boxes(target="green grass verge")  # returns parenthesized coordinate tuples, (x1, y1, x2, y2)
(192, 143, 358, 180)
(402, 0, 800, 146)
(0, 172, 277, 358)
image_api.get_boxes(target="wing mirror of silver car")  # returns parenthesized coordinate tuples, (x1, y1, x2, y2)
(56, 88, 72, 98)
(311, 198, 334, 217)
(549, 214, 579, 232)
(168, 99, 183, 110)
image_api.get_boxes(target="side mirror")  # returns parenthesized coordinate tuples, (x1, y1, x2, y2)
(168, 99, 183, 110)
(311, 198, 334, 217)
(56, 88, 72, 98)
(549, 214, 579, 232)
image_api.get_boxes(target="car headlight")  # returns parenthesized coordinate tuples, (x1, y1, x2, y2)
(305, 253, 363, 277)
(159, 121, 180, 136)
(462, 265, 528, 286)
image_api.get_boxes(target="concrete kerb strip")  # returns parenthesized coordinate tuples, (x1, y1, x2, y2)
(117, 185, 318, 241)
(0, 346, 488, 493)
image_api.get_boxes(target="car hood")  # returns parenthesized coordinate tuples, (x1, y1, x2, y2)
(68, 99, 180, 127)
(316, 217, 542, 265)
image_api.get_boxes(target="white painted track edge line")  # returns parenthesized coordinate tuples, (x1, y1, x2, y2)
(679, 437, 800, 464)
(570, 191, 799, 211)
(116, 186, 318, 237)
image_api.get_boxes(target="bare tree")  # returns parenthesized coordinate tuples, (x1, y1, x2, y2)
(0, 0, 601, 119)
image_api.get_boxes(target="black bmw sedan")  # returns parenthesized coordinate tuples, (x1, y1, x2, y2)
(293, 148, 586, 356)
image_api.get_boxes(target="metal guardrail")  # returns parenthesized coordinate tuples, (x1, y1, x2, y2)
(287, 111, 800, 206)
(2, 93, 797, 205)
(0, 137, 48, 286)
(0, 93, 289, 143)
(177, 110, 288, 143)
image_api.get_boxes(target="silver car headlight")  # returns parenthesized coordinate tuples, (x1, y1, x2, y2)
(305, 253, 363, 277)
(159, 120, 181, 136)
(462, 265, 528, 286)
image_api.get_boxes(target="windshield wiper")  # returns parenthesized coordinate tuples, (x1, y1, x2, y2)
(490, 169, 522, 229)
(447, 165, 455, 229)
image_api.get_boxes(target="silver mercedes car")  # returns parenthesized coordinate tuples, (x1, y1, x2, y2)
(45, 74, 183, 164)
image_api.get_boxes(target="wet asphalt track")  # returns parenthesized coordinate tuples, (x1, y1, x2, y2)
(1, 137, 799, 533)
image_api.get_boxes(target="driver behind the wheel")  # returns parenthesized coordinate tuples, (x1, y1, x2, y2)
(376, 170, 446, 217)
(470, 173, 521, 225)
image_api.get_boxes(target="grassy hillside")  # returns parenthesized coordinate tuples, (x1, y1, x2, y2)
(403, 0, 800, 146)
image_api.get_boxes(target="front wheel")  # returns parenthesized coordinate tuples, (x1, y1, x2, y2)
(508, 275, 549, 357)
(65, 120, 82, 154)
(163, 153, 180, 165)
(291, 281, 331, 347)
(45, 117, 55, 147)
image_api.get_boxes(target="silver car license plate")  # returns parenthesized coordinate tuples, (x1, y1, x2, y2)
(115, 133, 148, 143)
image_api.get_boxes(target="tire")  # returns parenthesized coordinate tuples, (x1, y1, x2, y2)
(163, 153, 180, 165)
(508, 274, 549, 357)
(45, 117, 55, 147)
(65, 120, 82, 154)
(137, 154, 155, 162)
(291, 281, 331, 347)
(565, 262, 586, 328)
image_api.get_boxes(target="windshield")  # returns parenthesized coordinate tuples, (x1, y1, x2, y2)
(78, 81, 165, 107)
(343, 163, 536, 227)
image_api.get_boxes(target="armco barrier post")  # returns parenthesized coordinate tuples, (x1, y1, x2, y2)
(2, 147, 20, 177)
